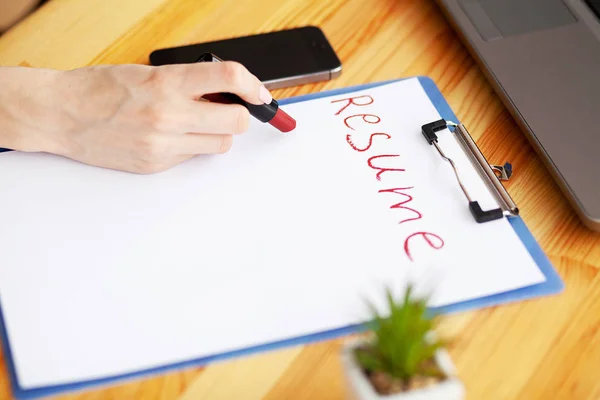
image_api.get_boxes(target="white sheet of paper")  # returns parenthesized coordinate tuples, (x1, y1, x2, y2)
(0, 78, 545, 389)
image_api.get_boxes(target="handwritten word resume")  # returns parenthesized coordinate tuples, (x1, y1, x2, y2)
(330, 92, 445, 261)
(0, 78, 546, 389)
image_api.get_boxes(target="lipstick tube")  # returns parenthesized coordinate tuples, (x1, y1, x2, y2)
(197, 52, 296, 133)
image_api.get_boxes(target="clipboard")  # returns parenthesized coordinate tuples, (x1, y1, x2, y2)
(0, 76, 564, 400)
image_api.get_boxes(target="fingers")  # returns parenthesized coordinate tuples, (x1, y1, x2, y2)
(175, 132, 233, 155)
(177, 100, 251, 135)
(146, 62, 271, 135)
(176, 61, 272, 105)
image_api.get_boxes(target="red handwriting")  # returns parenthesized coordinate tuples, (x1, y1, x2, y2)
(378, 187, 423, 224)
(331, 95, 374, 115)
(330, 94, 444, 262)
(367, 154, 405, 181)
(344, 114, 380, 130)
(346, 132, 391, 152)
(403, 232, 444, 261)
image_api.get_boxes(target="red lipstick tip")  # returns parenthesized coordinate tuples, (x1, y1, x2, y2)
(270, 108, 296, 133)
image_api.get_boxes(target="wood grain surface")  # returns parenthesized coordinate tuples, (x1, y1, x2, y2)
(1, 0, 600, 399)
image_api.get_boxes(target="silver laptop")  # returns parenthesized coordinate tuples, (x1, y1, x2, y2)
(435, 0, 600, 231)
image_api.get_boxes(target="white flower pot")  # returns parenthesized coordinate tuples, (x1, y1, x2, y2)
(340, 338, 465, 400)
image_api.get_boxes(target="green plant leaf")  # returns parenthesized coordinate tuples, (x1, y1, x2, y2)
(355, 284, 448, 382)
(354, 347, 383, 372)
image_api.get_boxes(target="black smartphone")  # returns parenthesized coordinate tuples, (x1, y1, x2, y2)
(149, 26, 342, 90)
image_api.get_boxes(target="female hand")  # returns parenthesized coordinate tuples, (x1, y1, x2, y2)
(0, 62, 272, 173)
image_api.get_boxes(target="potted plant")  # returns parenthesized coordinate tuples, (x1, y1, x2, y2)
(340, 285, 465, 399)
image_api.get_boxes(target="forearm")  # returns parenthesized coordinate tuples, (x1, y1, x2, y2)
(0, 66, 69, 154)
(1, 61, 271, 174)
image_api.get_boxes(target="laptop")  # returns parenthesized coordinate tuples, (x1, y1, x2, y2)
(435, 0, 600, 231)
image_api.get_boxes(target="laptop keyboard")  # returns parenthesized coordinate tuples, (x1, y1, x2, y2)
(584, 0, 600, 20)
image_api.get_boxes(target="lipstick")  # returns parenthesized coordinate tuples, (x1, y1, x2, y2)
(197, 53, 296, 133)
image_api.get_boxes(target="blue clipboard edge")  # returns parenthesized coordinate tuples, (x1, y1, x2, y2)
(0, 76, 564, 399)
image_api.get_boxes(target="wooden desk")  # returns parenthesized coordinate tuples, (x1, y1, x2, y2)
(1, 0, 599, 399)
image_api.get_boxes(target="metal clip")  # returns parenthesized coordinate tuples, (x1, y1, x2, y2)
(421, 119, 519, 223)
(491, 163, 513, 181)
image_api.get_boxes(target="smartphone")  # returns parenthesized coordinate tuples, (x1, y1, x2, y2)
(149, 26, 342, 90)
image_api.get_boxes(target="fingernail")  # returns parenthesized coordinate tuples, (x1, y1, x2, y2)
(259, 85, 273, 104)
